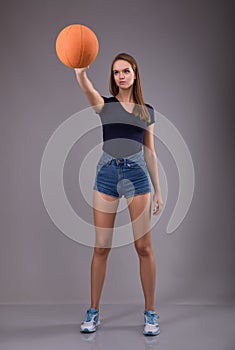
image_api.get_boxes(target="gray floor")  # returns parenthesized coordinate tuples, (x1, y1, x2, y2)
(0, 303, 235, 350)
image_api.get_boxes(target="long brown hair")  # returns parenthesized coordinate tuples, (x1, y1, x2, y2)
(109, 53, 151, 123)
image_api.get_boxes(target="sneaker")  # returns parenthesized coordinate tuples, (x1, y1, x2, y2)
(80, 308, 100, 333)
(143, 310, 160, 336)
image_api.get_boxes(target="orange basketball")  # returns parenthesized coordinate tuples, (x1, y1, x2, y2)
(55, 24, 99, 68)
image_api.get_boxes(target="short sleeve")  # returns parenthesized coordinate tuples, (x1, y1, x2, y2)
(146, 104, 155, 126)
(95, 96, 113, 115)
(101, 96, 110, 103)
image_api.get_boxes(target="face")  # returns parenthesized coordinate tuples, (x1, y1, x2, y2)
(112, 60, 136, 90)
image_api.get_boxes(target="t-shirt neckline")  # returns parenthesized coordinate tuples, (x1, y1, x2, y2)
(113, 96, 134, 115)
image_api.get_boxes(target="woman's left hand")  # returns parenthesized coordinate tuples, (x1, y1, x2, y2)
(152, 191, 163, 215)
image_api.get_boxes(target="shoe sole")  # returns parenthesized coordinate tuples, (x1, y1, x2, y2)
(143, 329, 160, 336)
(80, 328, 96, 333)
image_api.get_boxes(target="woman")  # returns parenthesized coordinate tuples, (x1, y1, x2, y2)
(74, 53, 163, 336)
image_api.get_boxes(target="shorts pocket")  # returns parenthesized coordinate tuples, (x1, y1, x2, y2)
(126, 160, 147, 169)
(96, 161, 110, 173)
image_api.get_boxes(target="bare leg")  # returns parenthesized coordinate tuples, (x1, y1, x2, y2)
(90, 190, 120, 310)
(135, 233, 156, 311)
(127, 193, 156, 311)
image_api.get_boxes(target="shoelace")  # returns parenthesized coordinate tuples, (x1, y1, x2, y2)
(86, 309, 98, 322)
(145, 312, 160, 325)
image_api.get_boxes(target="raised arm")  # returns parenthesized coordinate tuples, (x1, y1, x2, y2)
(74, 67, 104, 113)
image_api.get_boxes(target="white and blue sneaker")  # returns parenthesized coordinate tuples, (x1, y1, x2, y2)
(143, 310, 160, 336)
(80, 308, 100, 333)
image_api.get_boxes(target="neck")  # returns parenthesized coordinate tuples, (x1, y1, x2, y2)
(116, 89, 134, 103)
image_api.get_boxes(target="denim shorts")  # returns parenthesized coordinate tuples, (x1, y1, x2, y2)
(93, 150, 151, 198)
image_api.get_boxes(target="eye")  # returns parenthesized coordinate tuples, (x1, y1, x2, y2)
(113, 70, 119, 75)
(124, 69, 130, 74)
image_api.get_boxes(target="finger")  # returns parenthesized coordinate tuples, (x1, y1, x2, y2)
(153, 203, 162, 214)
(153, 205, 159, 214)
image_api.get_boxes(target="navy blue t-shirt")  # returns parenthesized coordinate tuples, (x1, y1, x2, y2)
(97, 96, 155, 157)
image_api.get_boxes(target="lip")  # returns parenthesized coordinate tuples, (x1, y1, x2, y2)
(119, 81, 126, 84)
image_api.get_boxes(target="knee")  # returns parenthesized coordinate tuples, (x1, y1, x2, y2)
(135, 244, 152, 257)
(94, 247, 111, 258)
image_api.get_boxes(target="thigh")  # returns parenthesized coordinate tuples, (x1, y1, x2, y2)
(126, 192, 152, 241)
(92, 190, 120, 248)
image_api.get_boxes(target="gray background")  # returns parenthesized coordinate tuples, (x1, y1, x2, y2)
(0, 0, 234, 306)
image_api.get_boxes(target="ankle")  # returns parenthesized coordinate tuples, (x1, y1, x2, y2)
(145, 305, 156, 311)
(90, 305, 99, 311)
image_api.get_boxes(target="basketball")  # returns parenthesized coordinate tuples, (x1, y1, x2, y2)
(55, 24, 99, 68)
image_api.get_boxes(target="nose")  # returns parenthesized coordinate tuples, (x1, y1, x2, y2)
(119, 71, 124, 79)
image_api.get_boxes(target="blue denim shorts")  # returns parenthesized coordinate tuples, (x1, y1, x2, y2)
(93, 150, 151, 198)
